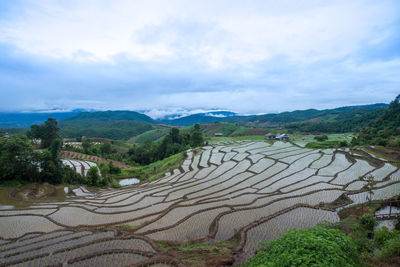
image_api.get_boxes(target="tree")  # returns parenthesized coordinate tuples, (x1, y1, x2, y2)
(82, 138, 91, 154)
(87, 166, 101, 186)
(361, 175, 377, 204)
(100, 142, 112, 155)
(0, 135, 41, 183)
(169, 127, 180, 143)
(27, 118, 60, 148)
(49, 138, 62, 162)
(191, 124, 204, 147)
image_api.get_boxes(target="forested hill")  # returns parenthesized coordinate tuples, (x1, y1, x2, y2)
(238, 103, 388, 126)
(357, 94, 400, 146)
(59, 111, 156, 140)
(62, 110, 155, 124)
(0, 111, 81, 128)
(156, 104, 388, 127)
(158, 111, 245, 126)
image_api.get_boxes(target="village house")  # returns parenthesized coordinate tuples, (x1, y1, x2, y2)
(265, 133, 276, 140)
(276, 133, 290, 141)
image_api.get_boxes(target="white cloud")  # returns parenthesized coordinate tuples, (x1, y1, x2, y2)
(0, 0, 399, 113)
(0, 0, 398, 68)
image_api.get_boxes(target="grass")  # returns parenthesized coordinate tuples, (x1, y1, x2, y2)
(155, 239, 237, 266)
(208, 135, 266, 143)
(363, 146, 400, 163)
(334, 197, 400, 266)
(113, 151, 187, 182)
(0, 179, 24, 187)
(290, 133, 353, 143)
(128, 127, 170, 144)
(305, 140, 349, 149)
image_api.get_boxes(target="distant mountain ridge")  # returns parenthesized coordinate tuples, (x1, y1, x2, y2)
(63, 110, 155, 124)
(0, 111, 81, 128)
(158, 111, 244, 126)
(239, 103, 389, 126)
(0, 104, 389, 131)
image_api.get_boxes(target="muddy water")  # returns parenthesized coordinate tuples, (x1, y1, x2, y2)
(0, 184, 67, 209)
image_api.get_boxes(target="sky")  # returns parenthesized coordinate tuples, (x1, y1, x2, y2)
(0, 0, 399, 118)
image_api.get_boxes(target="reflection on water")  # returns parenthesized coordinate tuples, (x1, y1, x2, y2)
(118, 178, 140, 186)
(0, 184, 67, 209)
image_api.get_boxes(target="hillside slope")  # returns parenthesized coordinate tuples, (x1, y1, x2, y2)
(59, 111, 155, 140)
(358, 94, 400, 146)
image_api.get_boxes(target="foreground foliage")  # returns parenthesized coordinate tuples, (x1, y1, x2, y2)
(243, 226, 359, 267)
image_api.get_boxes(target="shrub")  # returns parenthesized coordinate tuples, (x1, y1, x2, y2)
(374, 227, 398, 248)
(378, 235, 400, 260)
(314, 135, 328, 141)
(244, 226, 359, 267)
(360, 214, 377, 230)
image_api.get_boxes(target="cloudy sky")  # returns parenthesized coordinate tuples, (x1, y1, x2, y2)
(0, 0, 399, 118)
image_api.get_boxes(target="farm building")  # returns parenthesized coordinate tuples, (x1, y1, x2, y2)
(265, 133, 276, 140)
(276, 133, 290, 141)
(214, 132, 223, 137)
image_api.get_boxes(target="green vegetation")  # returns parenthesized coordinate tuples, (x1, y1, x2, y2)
(59, 111, 155, 140)
(0, 135, 85, 185)
(243, 226, 359, 267)
(128, 127, 171, 144)
(285, 108, 384, 134)
(378, 234, 400, 260)
(356, 94, 400, 147)
(244, 195, 400, 267)
(156, 239, 236, 266)
(64, 138, 129, 163)
(27, 118, 60, 148)
(1, 119, 116, 187)
(0, 128, 26, 135)
(314, 134, 328, 141)
(62, 110, 155, 123)
(117, 150, 186, 182)
(244, 103, 386, 125)
(305, 140, 349, 149)
(200, 122, 263, 137)
(87, 166, 101, 186)
(127, 125, 203, 165)
(60, 120, 153, 140)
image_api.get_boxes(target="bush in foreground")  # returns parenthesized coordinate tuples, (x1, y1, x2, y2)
(243, 226, 359, 267)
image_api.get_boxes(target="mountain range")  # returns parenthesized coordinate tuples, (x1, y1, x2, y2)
(0, 103, 390, 141)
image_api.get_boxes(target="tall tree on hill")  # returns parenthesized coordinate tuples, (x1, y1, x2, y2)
(27, 118, 60, 148)
(191, 124, 204, 147)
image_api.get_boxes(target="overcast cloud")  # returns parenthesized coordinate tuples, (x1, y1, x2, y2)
(0, 0, 399, 117)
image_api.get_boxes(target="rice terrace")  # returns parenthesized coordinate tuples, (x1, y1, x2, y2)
(1, 1, 400, 266)
(1, 138, 399, 266)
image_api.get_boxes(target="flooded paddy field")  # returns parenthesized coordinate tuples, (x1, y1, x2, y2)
(1, 140, 399, 266)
